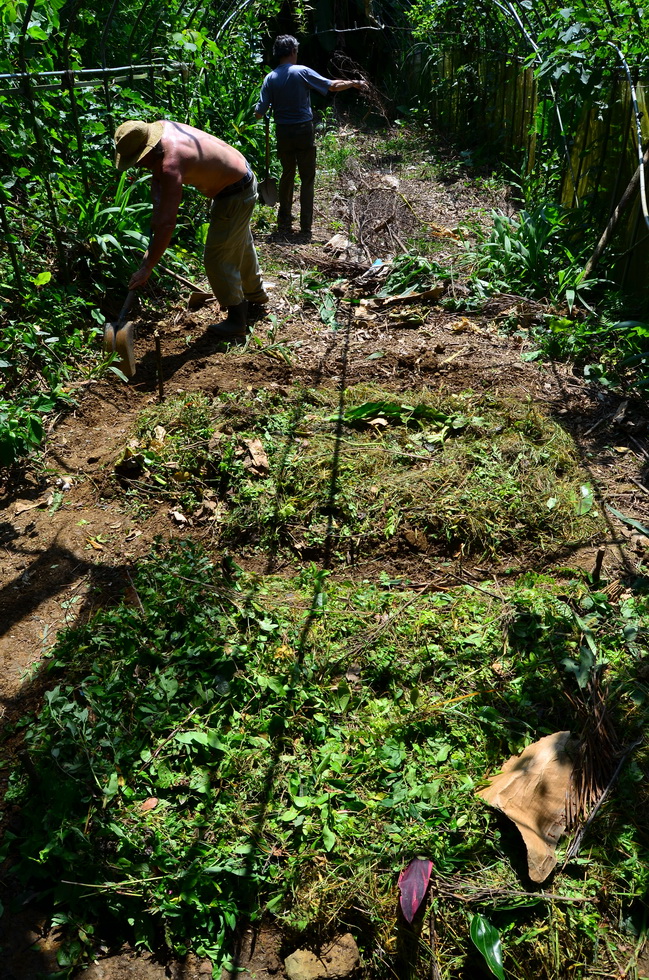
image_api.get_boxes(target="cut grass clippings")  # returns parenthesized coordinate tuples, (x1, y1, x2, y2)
(113, 385, 603, 567)
(5, 542, 649, 977)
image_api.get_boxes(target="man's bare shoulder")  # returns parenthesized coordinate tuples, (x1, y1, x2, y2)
(162, 120, 227, 153)
(158, 120, 247, 195)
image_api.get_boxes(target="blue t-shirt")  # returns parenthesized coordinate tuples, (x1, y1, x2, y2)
(255, 64, 332, 125)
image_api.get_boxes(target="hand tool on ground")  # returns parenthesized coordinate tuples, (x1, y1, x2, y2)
(258, 113, 278, 207)
(103, 289, 137, 379)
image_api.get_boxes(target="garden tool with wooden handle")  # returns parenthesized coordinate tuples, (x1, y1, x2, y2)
(103, 289, 137, 379)
(258, 113, 278, 207)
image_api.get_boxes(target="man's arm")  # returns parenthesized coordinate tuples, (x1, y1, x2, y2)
(129, 171, 183, 289)
(301, 67, 367, 97)
(328, 78, 368, 93)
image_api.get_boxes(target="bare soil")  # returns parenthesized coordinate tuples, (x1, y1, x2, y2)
(2, 131, 649, 979)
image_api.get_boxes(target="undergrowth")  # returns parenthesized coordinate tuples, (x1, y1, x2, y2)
(114, 386, 604, 566)
(3, 542, 648, 977)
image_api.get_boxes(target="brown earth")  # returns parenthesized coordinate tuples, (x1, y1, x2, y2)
(1, 132, 649, 979)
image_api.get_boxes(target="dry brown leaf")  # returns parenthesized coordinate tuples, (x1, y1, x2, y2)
(324, 233, 351, 253)
(430, 222, 460, 240)
(14, 499, 47, 516)
(451, 317, 472, 332)
(140, 797, 158, 811)
(242, 437, 269, 475)
(477, 731, 576, 883)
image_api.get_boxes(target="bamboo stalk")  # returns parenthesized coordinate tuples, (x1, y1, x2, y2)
(584, 143, 649, 278)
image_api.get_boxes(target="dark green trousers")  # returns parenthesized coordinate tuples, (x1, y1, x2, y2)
(275, 121, 316, 232)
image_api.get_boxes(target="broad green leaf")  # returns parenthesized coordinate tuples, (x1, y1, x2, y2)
(470, 914, 506, 979)
(605, 504, 649, 538)
(322, 823, 336, 851)
(103, 772, 120, 801)
(279, 807, 299, 821)
(175, 730, 209, 745)
(562, 645, 595, 688)
(27, 24, 48, 39)
(575, 484, 593, 516)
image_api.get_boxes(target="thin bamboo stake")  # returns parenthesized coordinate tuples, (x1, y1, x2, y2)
(154, 330, 165, 403)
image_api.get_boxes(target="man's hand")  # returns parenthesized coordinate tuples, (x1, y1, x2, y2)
(129, 264, 152, 289)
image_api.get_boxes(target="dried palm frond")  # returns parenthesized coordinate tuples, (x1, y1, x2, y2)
(563, 668, 643, 861)
(565, 668, 621, 829)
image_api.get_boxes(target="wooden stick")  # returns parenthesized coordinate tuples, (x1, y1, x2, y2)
(157, 262, 205, 291)
(592, 547, 606, 582)
(154, 330, 164, 403)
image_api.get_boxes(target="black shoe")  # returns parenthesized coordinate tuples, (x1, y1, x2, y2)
(207, 300, 248, 339)
(247, 303, 268, 321)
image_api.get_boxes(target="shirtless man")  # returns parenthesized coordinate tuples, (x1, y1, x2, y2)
(110, 119, 267, 370)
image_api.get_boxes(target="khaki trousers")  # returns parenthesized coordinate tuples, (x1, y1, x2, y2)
(203, 175, 265, 307)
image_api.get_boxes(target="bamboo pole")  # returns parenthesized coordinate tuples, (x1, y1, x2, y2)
(583, 143, 649, 278)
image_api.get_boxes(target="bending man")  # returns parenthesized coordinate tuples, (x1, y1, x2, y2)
(254, 35, 367, 237)
(111, 119, 267, 369)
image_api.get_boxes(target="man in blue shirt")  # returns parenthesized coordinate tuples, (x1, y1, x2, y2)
(254, 35, 367, 238)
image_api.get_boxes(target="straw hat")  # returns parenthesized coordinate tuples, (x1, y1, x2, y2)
(114, 120, 165, 170)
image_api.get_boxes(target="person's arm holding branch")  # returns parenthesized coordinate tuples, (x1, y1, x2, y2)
(329, 78, 368, 93)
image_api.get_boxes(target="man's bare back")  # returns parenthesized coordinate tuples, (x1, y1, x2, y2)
(153, 121, 248, 197)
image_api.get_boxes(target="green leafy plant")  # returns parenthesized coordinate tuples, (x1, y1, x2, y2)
(379, 253, 450, 297)
(466, 205, 591, 304)
(6, 544, 649, 974)
(470, 914, 506, 979)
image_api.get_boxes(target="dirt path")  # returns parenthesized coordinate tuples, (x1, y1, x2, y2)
(2, 134, 649, 978)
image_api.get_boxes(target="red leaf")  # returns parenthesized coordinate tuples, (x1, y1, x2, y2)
(398, 858, 433, 923)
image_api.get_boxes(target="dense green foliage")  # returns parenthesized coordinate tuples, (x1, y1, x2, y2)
(403, 0, 649, 315)
(0, 0, 286, 465)
(7, 542, 649, 975)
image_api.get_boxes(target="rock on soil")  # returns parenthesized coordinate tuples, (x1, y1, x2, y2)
(284, 933, 360, 980)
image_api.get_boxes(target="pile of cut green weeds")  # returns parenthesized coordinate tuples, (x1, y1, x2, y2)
(4, 541, 648, 977)
(115, 385, 603, 566)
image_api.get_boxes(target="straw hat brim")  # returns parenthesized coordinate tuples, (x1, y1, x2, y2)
(115, 120, 165, 171)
